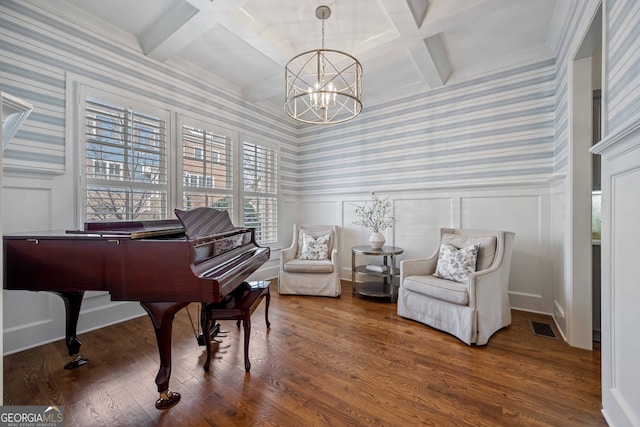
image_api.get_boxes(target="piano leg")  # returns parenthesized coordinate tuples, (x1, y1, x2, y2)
(54, 291, 89, 370)
(140, 301, 190, 410)
(241, 315, 251, 372)
(200, 303, 216, 372)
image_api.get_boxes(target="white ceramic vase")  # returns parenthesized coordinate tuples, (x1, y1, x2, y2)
(368, 232, 385, 249)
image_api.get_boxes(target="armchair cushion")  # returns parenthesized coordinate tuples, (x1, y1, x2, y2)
(299, 233, 330, 260)
(403, 275, 469, 305)
(434, 242, 480, 283)
(283, 259, 334, 273)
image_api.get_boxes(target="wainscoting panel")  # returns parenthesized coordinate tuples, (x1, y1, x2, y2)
(2, 181, 145, 355)
(300, 200, 341, 228)
(2, 290, 53, 330)
(607, 166, 640, 425)
(550, 181, 567, 336)
(393, 197, 454, 260)
(277, 198, 299, 251)
(3, 186, 52, 232)
(593, 117, 640, 426)
(461, 193, 551, 313)
(299, 187, 553, 315)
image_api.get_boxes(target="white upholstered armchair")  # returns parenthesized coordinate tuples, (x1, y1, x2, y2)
(278, 224, 341, 297)
(397, 228, 515, 345)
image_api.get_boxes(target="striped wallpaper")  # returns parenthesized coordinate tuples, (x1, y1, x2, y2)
(3, 1, 636, 198)
(552, 0, 640, 173)
(0, 1, 297, 185)
(607, 0, 640, 134)
(292, 60, 556, 195)
(551, 0, 596, 175)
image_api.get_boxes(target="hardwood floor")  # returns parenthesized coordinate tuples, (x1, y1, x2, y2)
(3, 281, 605, 426)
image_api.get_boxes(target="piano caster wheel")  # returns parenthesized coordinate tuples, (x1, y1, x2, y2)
(155, 390, 181, 410)
(64, 354, 89, 370)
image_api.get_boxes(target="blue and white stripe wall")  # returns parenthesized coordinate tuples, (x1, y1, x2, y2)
(0, 0, 297, 178)
(606, 0, 640, 134)
(292, 60, 556, 195)
(553, 0, 640, 173)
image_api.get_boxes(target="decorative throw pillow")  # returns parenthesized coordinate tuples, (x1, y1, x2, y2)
(434, 242, 480, 283)
(299, 233, 330, 260)
(441, 233, 497, 271)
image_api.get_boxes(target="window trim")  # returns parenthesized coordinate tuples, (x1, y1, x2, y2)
(176, 113, 235, 218)
(69, 74, 282, 246)
(239, 133, 280, 245)
(76, 83, 172, 222)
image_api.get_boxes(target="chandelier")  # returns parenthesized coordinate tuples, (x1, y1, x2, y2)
(284, 5, 362, 125)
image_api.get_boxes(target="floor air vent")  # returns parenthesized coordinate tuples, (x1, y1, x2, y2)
(529, 321, 557, 339)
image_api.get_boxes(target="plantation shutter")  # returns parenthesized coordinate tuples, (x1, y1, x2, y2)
(84, 97, 168, 221)
(242, 141, 278, 244)
(181, 121, 234, 216)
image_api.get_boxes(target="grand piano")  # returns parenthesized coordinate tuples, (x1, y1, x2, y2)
(3, 207, 270, 409)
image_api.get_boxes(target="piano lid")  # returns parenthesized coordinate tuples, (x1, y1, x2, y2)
(174, 207, 236, 240)
(66, 219, 184, 239)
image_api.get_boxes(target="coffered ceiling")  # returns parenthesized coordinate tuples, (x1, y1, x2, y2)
(57, 0, 569, 113)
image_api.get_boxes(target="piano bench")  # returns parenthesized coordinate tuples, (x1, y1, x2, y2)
(200, 281, 270, 372)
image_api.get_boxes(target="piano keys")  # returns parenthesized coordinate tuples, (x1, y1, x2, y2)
(3, 208, 270, 409)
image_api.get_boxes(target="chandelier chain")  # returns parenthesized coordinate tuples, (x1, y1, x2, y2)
(321, 14, 325, 50)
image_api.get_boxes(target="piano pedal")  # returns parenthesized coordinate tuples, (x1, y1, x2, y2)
(196, 322, 221, 346)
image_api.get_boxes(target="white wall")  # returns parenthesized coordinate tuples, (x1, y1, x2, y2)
(595, 0, 640, 423)
(593, 120, 640, 427)
(297, 184, 554, 314)
(1, 174, 149, 354)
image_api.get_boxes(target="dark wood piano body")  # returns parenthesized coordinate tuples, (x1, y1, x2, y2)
(3, 209, 270, 409)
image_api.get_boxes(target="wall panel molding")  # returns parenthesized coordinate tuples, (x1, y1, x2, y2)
(594, 103, 640, 425)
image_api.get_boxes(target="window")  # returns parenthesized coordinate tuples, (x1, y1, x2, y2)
(243, 141, 278, 244)
(74, 79, 281, 246)
(83, 95, 168, 221)
(181, 119, 233, 215)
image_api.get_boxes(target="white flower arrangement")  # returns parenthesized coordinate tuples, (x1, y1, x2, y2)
(352, 192, 394, 233)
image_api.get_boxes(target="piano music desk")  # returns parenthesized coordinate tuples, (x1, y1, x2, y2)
(200, 281, 270, 372)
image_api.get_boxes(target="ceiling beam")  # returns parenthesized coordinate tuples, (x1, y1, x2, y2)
(379, 0, 451, 88)
(140, 0, 248, 62)
(405, 0, 429, 28)
(422, 33, 451, 87)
